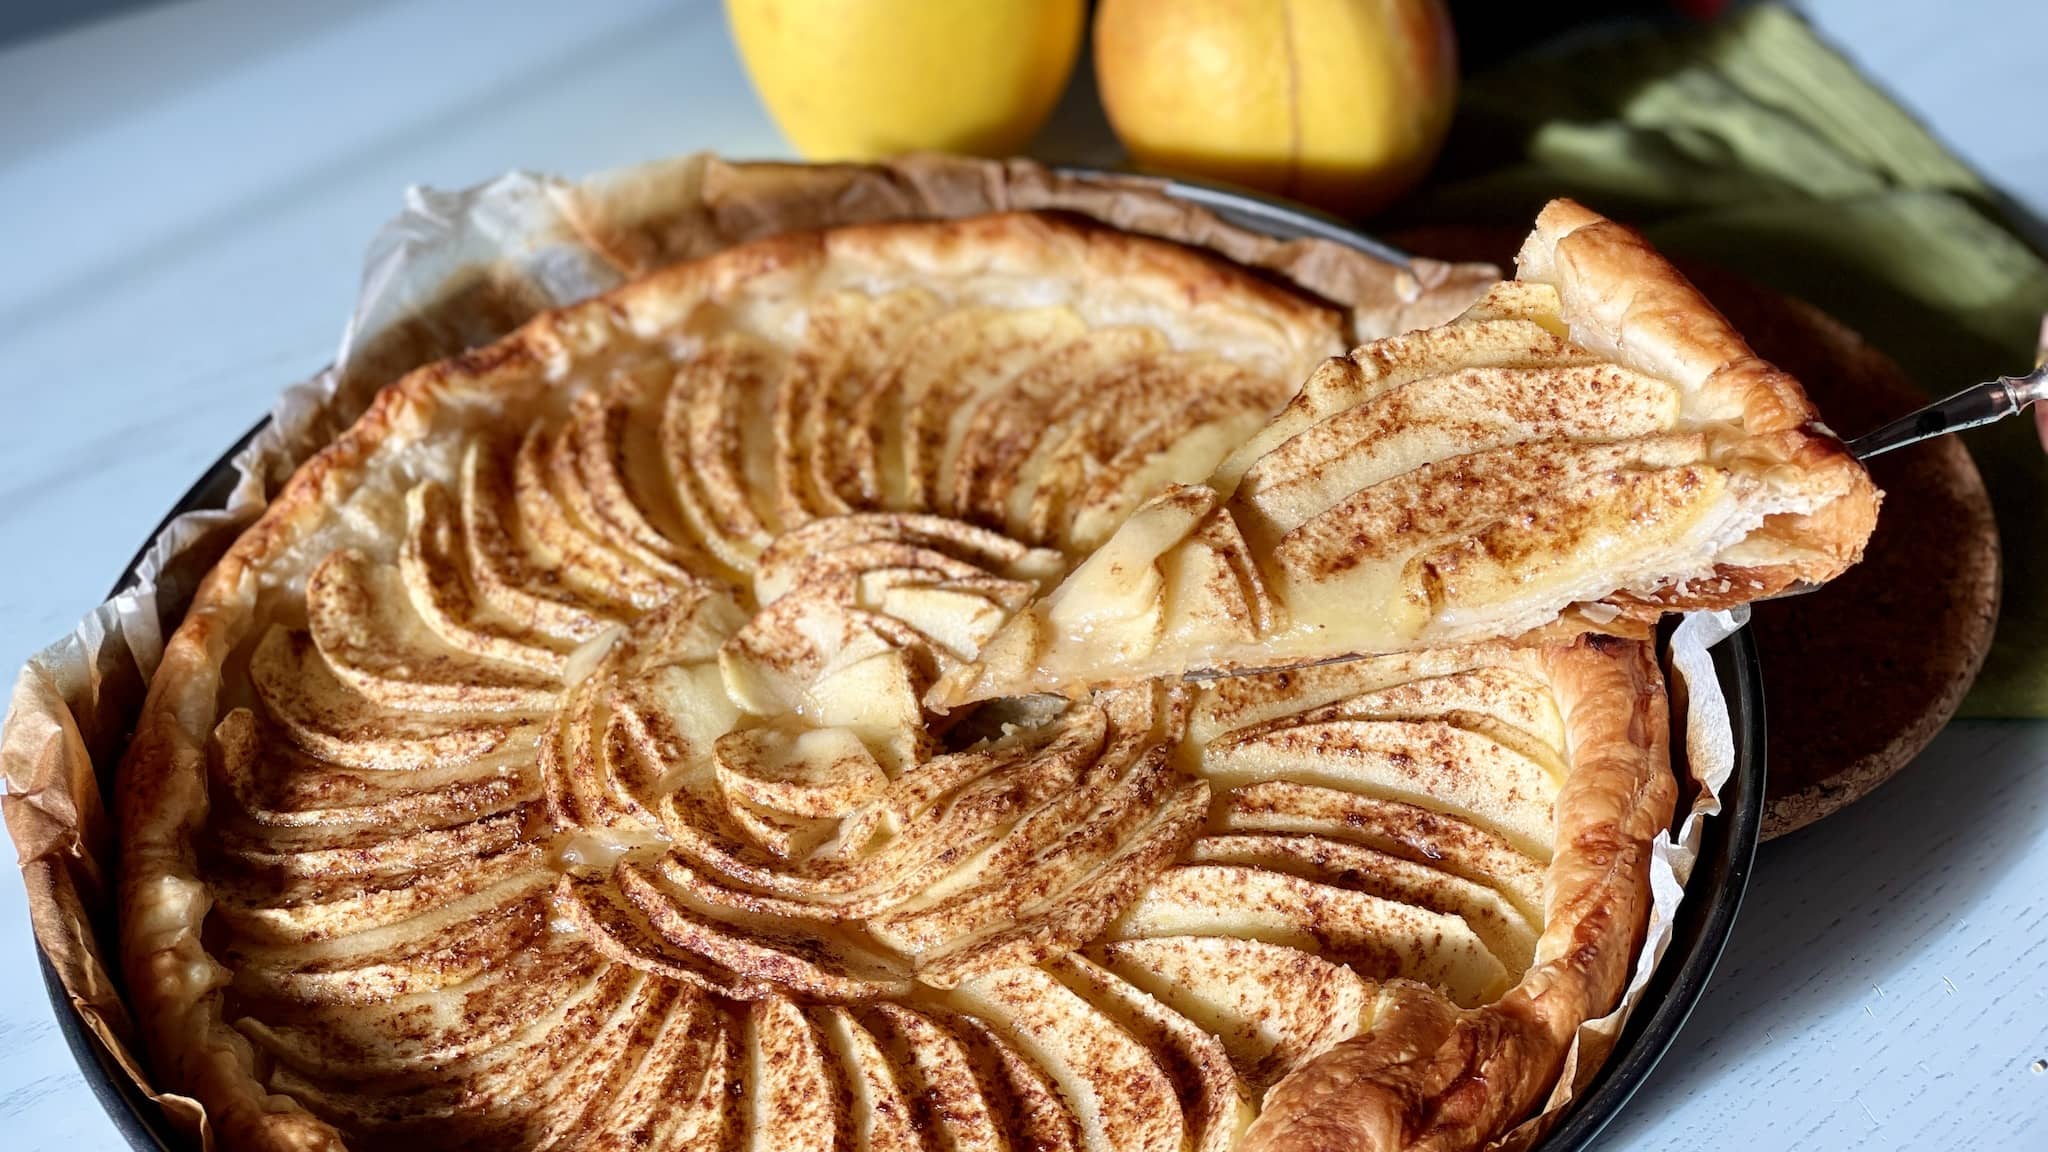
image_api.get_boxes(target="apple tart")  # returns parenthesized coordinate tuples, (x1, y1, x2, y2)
(124, 209, 1699, 1152)
(937, 201, 1881, 702)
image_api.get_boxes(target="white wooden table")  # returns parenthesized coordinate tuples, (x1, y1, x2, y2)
(3, 1, 2043, 1147)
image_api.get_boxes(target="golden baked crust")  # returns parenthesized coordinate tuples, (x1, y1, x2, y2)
(935, 200, 1882, 703)
(117, 208, 1674, 1152)
(1235, 638, 1672, 1152)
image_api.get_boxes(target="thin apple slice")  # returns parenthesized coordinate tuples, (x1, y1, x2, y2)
(951, 966, 1184, 1152)
(1047, 953, 1254, 1152)
(1095, 935, 1372, 1090)
(744, 997, 855, 1152)
(1110, 864, 1512, 1008)
(1200, 716, 1559, 859)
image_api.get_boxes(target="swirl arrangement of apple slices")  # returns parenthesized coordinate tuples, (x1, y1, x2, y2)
(125, 210, 1681, 1152)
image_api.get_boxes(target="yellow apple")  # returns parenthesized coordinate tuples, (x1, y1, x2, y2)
(1094, 0, 1458, 218)
(727, 0, 1085, 160)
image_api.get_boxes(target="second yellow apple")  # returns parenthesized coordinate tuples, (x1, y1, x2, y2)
(1094, 0, 1459, 218)
(727, 0, 1084, 161)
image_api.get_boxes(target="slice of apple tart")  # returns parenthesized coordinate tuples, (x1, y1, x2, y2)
(124, 208, 1678, 1152)
(935, 200, 1880, 703)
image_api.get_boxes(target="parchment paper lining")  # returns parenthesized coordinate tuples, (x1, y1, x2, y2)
(1, 151, 1728, 1150)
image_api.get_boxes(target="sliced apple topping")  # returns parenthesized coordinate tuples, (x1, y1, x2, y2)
(561, 384, 715, 584)
(1187, 834, 1537, 974)
(1047, 953, 1255, 1152)
(1110, 864, 1512, 1008)
(170, 213, 1707, 1152)
(250, 626, 536, 771)
(210, 707, 537, 834)
(1006, 352, 1286, 551)
(861, 1004, 1008, 1152)
(1234, 362, 1677, 537)
(819, 1008, 928, 1152)
(400, 482, 573, 677)
(239, 937, 616, 1078)
(948, 326, 1169, 530)
(458, 438, 623, 642)
(716, 723, 890, 819)
(884, 306, 1088, 512)
(745, 997, 857, 1151)
(1209, 300, 1594, 492)
(1094, 936, 1373, 1091)
(247, 949, 636, 1133)
(1219, 781, 1548, 930)
(511, 427, 679, 613)
(211, 842, 549, 946)
(776, 289, 943, 526)
(664, 333, 785, 569)
(307, 547, 560, 713)
(227, 877, 553, 1005)
(573, 990, 744, 1150)
(1199, 714, 1560, 859)
(951, 965, 1186, 1152)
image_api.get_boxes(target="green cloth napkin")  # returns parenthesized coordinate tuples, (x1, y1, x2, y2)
(1402, 3, 2048, 717)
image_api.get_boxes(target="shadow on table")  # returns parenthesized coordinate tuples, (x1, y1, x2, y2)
(1, 0, 172, 46)
(1593, 719, 2047, 1145)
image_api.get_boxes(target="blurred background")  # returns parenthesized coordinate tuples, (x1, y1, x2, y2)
(4, 0, 2042, 217)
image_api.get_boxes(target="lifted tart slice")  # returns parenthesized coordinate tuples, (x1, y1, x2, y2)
(935, 200, 1880, 704)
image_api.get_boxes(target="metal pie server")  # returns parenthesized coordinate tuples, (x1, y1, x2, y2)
(1841, 360, 2048, 461)
(1744, 358, 2042, 602)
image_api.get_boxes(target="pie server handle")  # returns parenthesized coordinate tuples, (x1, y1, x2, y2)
(1842, 362, 2048, 461)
